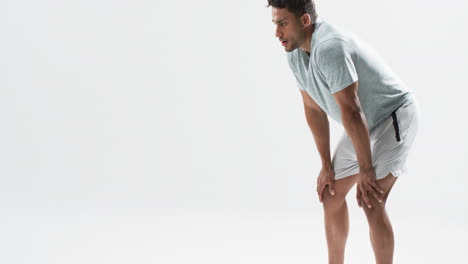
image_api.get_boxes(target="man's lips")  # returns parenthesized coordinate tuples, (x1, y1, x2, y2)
(281, 40, 288, 46)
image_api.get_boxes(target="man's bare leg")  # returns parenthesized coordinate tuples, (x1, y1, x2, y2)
(361, 173, 398, 264)
(321, 174, 358, 264)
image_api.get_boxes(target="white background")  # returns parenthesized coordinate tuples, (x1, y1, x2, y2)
(1, 0, 467, 263)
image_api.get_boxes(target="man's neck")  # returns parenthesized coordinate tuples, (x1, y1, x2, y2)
(300, 24, 316, 56)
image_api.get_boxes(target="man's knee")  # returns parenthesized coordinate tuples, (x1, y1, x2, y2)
(361, 195, 387, 213)
(361, 198, 388, 225)
(322, 185, 347, 211)
(321, 174, 358, 211)
(361, 173, 398, 214)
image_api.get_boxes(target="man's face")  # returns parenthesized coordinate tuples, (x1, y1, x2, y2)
(272, 7, 306, 52)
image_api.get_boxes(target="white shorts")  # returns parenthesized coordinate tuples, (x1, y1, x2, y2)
(332, 100, 420, 180)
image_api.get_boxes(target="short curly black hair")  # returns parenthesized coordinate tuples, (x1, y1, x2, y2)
(267, 0, 318, 23)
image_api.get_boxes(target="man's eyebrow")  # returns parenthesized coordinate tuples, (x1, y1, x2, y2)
(272, 18, 287, 24)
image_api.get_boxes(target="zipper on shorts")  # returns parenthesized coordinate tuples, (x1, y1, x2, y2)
(391, 110, 401, 142)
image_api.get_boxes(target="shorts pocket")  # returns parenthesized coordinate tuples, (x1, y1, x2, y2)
(391, 111, 401, 142)
(394, 103, 416, 142)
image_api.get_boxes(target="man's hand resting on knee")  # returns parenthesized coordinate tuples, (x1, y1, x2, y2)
(356, 168, 384, 208)
(317, 166, 336, 202)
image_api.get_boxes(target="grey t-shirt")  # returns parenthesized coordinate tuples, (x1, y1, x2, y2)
(287, 17, 414, 130)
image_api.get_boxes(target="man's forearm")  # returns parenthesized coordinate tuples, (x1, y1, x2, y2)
(341, 109, 373, 172)
(304, 108, 332, 169)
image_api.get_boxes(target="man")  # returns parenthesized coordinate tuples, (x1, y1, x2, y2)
(267, 0, 420, 263)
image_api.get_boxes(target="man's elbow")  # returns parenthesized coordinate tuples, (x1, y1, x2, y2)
(341, 105, 364, 123)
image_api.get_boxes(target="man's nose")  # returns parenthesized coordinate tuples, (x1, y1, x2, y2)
(275, 26, 282, 38)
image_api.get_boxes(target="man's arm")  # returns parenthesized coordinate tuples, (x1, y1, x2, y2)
(331, 81, 372, 171)
(332, 81, 384, 208)
(300, 89, 336, 200)
(299, 90, 332, 169)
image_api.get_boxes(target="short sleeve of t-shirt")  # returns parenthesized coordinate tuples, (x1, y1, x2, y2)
(315, 38, 358, 93)
(287, 53, 305, 91)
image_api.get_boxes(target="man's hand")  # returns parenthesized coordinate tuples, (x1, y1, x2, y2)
(317, 166, 336, 202)
(356, 168, 384, 208)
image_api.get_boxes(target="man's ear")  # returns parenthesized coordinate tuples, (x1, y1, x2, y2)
(300, 13, 312, 28)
